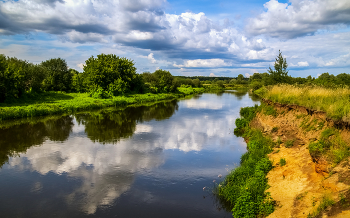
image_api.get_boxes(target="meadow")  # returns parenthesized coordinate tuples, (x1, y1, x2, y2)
(255, 84, 350, 121)
(0, 87, 205, 121)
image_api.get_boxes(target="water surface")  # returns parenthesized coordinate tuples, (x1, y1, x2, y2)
(0, 91, 259, 217)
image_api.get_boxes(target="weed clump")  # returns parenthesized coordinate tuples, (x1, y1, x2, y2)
(279, 158, 286, 166)
(285, 139, 294, 148)
(308, 195, 335, 217)
(309, 128, 349, 164)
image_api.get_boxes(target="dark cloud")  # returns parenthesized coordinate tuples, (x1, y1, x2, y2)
(33, 0, 65, 7)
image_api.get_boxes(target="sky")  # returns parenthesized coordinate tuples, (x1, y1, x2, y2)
(0, 0, 349, 78)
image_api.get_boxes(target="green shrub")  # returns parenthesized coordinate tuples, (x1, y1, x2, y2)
(285, 139, 294, 148)
(280, 158, 286, 166)
(249, 81, 264, 91)
(308, 128, 349, 164)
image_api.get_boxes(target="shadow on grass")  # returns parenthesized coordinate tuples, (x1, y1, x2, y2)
(0, 92, 75, 107)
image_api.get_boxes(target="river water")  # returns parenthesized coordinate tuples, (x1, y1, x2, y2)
(0, 91, 260, 218)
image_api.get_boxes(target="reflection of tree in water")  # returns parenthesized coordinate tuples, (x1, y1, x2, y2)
(225, 90, 248, 100)
(0, 116, 73, 167)
(75, 100, 178, 144)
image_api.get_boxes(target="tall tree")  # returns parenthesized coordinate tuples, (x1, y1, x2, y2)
(41, 58, 72, 92)
(83, 54, 141, 97)
(268, 50, 289, 84)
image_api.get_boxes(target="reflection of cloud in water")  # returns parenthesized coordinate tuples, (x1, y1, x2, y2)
(9, 136, 165, 214)
(184, 98, 223, 110)
(7, 93, 252, 215)
(134, 124, 153, 134)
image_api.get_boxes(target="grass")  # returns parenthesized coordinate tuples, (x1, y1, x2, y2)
(254, 84, 350, 121)
(0, 87, 205, 121)
(309, 128, 349, 165)
(308, 194, 335, 217)
(285, 139, 294, 148)
(217, 104, 275, 218)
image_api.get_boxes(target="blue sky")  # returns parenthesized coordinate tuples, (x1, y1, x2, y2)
(0, 0, 349, 78)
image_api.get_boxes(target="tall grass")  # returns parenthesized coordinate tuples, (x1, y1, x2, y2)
(255, 84, 350, 121)
(0, 87, 204, 121)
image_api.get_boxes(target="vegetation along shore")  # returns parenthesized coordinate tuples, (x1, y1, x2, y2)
(216, 51, 350, 218)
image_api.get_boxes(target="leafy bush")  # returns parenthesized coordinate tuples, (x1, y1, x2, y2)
(249, 80, 264, 91)
(280, 158, 286, 166)
(234, 104, 260, 136)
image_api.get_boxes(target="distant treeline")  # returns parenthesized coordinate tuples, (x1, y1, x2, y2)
(248, 50, 350, 91)
(1, 51, 349, 102)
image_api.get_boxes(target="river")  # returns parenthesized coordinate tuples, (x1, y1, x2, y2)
(0, 91, 260, 218)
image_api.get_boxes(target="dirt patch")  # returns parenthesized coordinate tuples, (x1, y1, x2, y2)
(251, 106, 350, 217)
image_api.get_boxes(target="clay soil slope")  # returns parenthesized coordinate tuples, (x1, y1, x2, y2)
(251, 103, 350, 218)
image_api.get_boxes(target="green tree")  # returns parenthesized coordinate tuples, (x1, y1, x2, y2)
(216, 80, 225, 88)
(41, 58, 72, 92)
(70, 69, 86, 93)
(249, 73, 262, 81)
(192, 78, 200, 87)
(83, 54, 141, 97)
(153, 69, 176, 92)
(268, 50, 288, 84)
(0, 55, 27, 102)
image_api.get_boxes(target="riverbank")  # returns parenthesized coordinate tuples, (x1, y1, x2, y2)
(220, 84, 350, 217)
(216, 104, 276, 218)
(255, 84, 350, 122)
(252, 101, 350, 218)
(0, 87, 205, 121)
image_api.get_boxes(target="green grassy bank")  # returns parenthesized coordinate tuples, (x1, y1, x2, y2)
(216, 104, 276, 218)
(0, 87, 204, 121)
(254, 84, 350, 121)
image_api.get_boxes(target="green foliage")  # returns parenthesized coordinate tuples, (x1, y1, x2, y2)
(84, 54, 141, 97)
(70, 69, 86, 93)
(234, 104, 260, 136)
(0, 55, 28, 102)
(219, 105, 275, 217)
(0, 87, 201, 121)
(249, 80, 264, 91)
(309, 128, 349, 164)
(272, 127, 278, 133)
(41, 58, 72, 92)
(262, 104, 278, 117)
(280, 158, 286, 166)
(268, 50, 289, 84)
(308, 195, 335, 217)
(285, 139, 294, 148)
(253, 86, 268, 97)
(216, 80, 225, 88)
(142, 69, 179, 93)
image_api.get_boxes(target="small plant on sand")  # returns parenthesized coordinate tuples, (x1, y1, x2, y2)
(272, 127, 278, 133)
(279, 158, 286, 166)
(285, 139, 294, 148)
(339, 193, 347, 207)
(276, 137, 282, 148)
